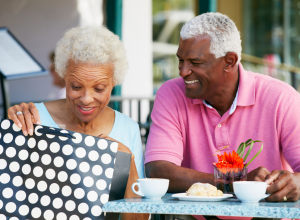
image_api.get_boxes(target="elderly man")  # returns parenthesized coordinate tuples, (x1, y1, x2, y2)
(145, 11, 300, 209)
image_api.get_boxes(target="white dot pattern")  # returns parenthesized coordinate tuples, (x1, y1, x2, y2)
(78, 203, 89, 214)
(50, 142, 60, 153)
(19, 204, 29, 216)
(28, 193, 39, 204)
(59, 130, 69, 141)
(53, 198, 63, 209)
(31, 207, 41, 218)
(0, 173, 10, 184)
(88, 150, 99, 161)
(6, 202, 16, 213)
(41, 154, 52, 165)
(57, 171, 68, 182)
(85, 136, 95, 147)
(38, 140, 48, 151)
(27, 137, 36, 148)
(12, 123, 22, 132)
(12, 176, 23, 187)
(1, 120, 10, 129)
(44, 209, 54, 220)
(49, 183, 60, 194)
(18, 149, 29, 160)
(97, 139, 108, 150)
(54, 156, 64, 167)
(72, 133, 82, 144)
(74, 188, 85, 199)
(15, 135, 25, 146)
(15, 190, 26, 201)
(75, 147, 86, 158)
(0, 120, 117, 220)
(62, 144, 73, 155)
(0, 159, 7, 170)
(6, 147, 16, 158)
(41, 195, 51, 206)
(9, 161, 20, 172)
(30, 152, 39, 163)
(56, 212, 67, 220)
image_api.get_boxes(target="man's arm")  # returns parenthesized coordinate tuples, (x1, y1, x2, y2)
(247, 91, 300, 202)
(145, 161, 214, 192)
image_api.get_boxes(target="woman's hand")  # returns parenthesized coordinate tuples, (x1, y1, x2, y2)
(98, 134, 133, 157)
(7, 102, 41, 136)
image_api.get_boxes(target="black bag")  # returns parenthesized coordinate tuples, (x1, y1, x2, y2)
(0, 119, 131, 220)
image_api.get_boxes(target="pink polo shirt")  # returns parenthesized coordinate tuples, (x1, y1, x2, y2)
(145, 63, 300, 219)
(145, 63, 300, 172)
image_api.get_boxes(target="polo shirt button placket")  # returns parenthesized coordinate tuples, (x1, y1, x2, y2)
(218, 124, 222, 128)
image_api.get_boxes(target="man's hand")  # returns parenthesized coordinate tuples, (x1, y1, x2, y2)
(265, 170, 300, 202)
(248, 166, 300, 202)
(247, 166, 270, 182)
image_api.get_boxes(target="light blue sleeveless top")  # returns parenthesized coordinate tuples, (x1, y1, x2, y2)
(34, 103, 145, 179)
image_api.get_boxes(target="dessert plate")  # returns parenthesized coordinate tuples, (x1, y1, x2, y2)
(172, 193, 233, 202)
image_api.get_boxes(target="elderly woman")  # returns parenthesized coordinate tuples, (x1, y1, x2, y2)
(8, 26, 144, 182)
(9, 26, 148, 220)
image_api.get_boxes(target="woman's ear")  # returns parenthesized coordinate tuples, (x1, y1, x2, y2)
(224, 52, 238, 72)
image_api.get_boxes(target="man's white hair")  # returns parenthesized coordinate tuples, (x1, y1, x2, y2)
(55, 26, 128, 85)
(180, 12, 241, 63)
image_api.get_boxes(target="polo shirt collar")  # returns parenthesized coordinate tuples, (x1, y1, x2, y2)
(203, 89, 238, 115)
(191, 63, 256, 108)
(236, 63, 255, 106)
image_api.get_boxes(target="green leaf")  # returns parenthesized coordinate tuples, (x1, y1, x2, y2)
(243, 139, 254, 161)
(237, 142, 244, 156)
(245, 141, 263, 167)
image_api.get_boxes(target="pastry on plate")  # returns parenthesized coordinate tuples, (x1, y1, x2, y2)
(186, 183, 223, 197)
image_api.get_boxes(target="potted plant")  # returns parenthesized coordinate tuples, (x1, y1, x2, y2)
(213, 139, 263, 194)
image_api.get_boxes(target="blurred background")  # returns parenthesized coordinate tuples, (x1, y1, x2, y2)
(1, 0, 300, 144)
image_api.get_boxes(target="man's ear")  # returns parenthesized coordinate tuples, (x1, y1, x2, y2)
(224, 52, 238, 72)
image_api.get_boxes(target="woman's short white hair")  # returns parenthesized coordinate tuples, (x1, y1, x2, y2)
(55, 26, 128, 85)
(180, 12, 242, 63)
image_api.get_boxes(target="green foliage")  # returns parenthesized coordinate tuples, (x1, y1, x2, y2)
(153, 0, 194, 15)
(237, 139, 263, 168)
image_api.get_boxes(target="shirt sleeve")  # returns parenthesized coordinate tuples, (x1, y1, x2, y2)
(145, 86, 184, 166)
(131, 124, 145, 178)
(279, 93, 300, 172)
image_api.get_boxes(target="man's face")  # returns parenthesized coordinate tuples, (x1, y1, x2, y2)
(177, 35, 225, 100)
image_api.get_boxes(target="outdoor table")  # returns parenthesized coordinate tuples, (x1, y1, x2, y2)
(103, 193, 300, 219)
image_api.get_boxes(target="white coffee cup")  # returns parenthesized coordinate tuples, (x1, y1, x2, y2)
(233, 181, 270, 203)
(131, 178, 169, 199)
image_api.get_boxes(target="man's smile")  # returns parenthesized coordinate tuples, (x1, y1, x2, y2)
(185, 80, 199, 84)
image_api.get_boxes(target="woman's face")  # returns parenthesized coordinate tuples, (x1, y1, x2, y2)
(65, 61, 114, 122)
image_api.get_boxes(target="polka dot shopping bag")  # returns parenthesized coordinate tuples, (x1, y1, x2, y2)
(0, 119, 131, 220)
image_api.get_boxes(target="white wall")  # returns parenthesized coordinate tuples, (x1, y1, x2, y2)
(122, 0, 153, 122)
(0, 0, 80, 105)
(0, 0, 153, 122)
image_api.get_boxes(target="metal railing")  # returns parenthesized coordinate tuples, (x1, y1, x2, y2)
(107, 96, 156, 148)
(241, 53, 300, 89)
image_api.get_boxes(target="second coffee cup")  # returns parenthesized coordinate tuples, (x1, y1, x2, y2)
(233, 181, 270, 203)
(131, 178, 169, 199)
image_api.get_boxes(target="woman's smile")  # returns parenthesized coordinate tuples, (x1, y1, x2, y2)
(77, 105, 96, 115)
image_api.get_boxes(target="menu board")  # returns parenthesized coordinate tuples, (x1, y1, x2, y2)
(0, 28, 46, 79)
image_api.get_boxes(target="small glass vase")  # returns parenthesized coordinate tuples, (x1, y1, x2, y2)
(214, 167, 247, 194)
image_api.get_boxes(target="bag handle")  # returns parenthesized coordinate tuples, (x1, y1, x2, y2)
(37, 127, 75, 139)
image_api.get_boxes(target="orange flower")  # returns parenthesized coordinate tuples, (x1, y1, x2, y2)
(214, 150, 244, 169)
